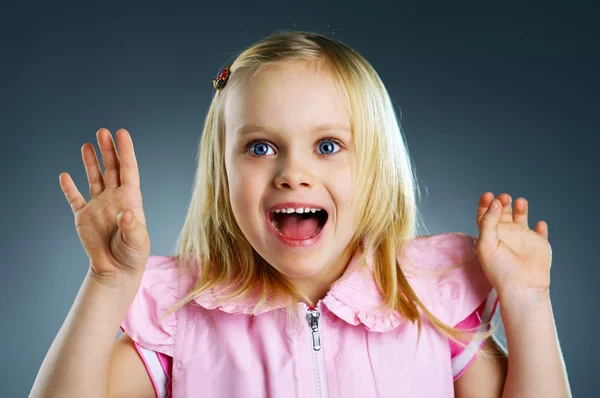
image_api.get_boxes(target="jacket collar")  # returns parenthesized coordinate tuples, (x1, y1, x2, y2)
(192, 239, 405, 332)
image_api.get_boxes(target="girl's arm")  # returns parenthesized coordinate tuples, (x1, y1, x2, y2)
(30, 270, 154, 398)
(454, 292, 571, 398)
(499, 291, 571, 397)
(108, 333, 156, 398)
(453, 338, 507, 397)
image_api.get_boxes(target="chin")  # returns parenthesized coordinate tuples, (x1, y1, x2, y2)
(266, 254, 330, 279)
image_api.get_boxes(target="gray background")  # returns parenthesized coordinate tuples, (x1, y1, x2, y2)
(2, 1, 598, 397)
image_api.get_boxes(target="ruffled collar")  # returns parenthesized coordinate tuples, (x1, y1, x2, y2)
(191, 239, 406, 332)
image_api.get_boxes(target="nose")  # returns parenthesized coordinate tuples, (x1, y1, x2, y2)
(273, 152, 314, 190)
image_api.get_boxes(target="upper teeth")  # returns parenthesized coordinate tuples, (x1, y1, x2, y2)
(274, 207, 322, 214)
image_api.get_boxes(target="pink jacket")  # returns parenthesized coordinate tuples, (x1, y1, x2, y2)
(121, 232, 499, 398)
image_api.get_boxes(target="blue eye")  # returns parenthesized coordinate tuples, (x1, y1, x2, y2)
(317, 140, 340, 155)
(248, 142, 275, 156)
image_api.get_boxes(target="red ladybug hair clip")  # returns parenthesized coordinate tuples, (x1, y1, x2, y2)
(213, 65, 231, 91)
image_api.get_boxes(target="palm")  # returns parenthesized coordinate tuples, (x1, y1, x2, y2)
(475, 193, 552, 296)
(75, 185, 146, 269)
(59, 128, 150, 276)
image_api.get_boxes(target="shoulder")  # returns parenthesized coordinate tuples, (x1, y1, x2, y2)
(120, 255, 184, 357)
(142, 254, 181, 276)
(135, 255, 184, 315)
(397, 232, 495, 326)
(400, 231, 477, 260)
(397, 232, 479, 279)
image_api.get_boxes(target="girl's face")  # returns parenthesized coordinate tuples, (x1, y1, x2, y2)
(224, 61, 358, 296)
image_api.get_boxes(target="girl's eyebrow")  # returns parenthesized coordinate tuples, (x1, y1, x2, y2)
(236, 123, 352, 137)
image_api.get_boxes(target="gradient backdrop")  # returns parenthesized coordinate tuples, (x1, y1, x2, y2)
(2, 1, 598, 397)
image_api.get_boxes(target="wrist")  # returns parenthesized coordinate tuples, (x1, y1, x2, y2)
(81, 269, 143, 324)
(498, 288, 552, 317)
(86, 267, 143, 296)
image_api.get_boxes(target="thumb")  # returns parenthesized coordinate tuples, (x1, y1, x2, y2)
(477, 199, 502, 256)
(117, 209, 147, 250)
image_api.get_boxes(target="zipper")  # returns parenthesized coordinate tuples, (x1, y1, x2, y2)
(308, 310, 322, 351)
(302, 303, 329, 398)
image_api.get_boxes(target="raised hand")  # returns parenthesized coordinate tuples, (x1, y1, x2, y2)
(475, 192, 552, 300)
(59, 128, 151, 286)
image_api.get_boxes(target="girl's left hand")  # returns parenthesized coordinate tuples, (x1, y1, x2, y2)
(475, 192, 552, 301)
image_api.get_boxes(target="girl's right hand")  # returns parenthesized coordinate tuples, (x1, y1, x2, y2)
(59, 128, 151, 286)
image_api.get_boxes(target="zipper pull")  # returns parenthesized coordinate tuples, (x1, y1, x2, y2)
(307, 310, 321, 351)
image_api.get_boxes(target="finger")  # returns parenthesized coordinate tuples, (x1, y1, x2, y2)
(477, 198, 502, 256)
(117, 209, 148, 251)
(116, 129, 140, 189)
(59, 172, 87, 214)
(536, 220, 549, 240)
(81, 143, 105, 199)
(512, 197, 529, 228)
(476, 192, 495, 226)
(97, 128, 121, 188)
(498, 193, 513, 222)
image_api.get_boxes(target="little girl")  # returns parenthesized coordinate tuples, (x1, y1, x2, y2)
(32, 31, 571, 397)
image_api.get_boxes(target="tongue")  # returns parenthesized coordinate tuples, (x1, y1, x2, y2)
(277, 213, 320, 239)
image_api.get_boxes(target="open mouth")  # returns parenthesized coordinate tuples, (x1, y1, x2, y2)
(268, 208, 328, 240)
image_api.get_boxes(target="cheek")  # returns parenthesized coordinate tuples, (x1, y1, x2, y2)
(227, 162, 266, 224)
(229, 173, 250, 208)
(322, 163, 355, 227)
(324, 160, 354, 203)
(225, 157, 246, 220)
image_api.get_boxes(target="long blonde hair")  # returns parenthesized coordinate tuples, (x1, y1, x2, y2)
(165, 30, 496, 347)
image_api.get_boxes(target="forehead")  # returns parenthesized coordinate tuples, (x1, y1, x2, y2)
(224, 61, 350, 137)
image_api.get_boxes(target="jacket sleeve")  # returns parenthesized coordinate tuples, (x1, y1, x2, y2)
(400, 232, 501, 379)
(449, 293, 500, 380)
(120, 255, 180, 357)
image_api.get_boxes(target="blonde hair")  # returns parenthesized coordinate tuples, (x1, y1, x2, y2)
(164, 30, 498, 349)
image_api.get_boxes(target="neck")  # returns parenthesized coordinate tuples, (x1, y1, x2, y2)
(289, 243, 356, 307)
